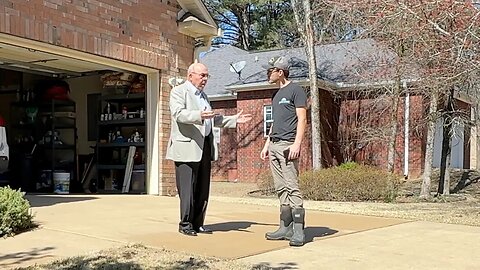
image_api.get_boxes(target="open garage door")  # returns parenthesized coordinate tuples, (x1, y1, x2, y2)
(0, 37, 160, 195)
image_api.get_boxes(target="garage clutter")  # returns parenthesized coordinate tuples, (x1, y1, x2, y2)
(1, 67, 147, 194)
(100, 72, 146, 94)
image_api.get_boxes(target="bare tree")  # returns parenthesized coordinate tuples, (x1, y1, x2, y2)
(291, 0, 322, 169)
(331, 1, 480, 198)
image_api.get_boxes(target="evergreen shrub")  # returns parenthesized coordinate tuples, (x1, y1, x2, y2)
(0, 186, 35, 237)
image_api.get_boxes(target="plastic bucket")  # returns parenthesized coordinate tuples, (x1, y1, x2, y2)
(53, 172, 70, 194)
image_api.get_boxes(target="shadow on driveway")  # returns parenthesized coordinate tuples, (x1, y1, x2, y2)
(207, 221, 275, 232)
(0, 247, 56, 268)
(206, 221, 338, 243)
(305, 226, 338, 242)
(26, 195, 98, 207)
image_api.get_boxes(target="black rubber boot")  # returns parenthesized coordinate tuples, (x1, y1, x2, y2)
(265, 205, 293, 240)
(289, 207, 305, 247)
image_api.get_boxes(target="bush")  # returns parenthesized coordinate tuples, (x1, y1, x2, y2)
(256, 170, 275, 195)
(300, 163, 401, 202)
(337, 161, 359, 170)
(0, 186, 35, 237)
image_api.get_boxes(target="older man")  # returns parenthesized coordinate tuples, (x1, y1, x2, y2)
(166, 62, 251, 236)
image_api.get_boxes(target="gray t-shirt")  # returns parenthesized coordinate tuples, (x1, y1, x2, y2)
(271, 82, 307, 141)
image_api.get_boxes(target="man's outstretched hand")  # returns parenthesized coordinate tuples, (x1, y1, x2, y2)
(236, 109, 252, 124)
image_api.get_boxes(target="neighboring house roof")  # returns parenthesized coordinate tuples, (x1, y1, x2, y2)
(200, 46, 249, 96)
(201, 39, 404, 97)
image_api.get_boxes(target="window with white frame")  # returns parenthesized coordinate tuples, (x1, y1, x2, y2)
(263, 105, 273, 137)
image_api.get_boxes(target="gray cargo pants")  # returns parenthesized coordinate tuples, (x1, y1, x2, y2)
(268, 140, 303, 208)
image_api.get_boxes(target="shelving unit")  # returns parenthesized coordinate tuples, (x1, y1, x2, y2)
(9, 99, 77, 192)
(95, 93, 146, 193)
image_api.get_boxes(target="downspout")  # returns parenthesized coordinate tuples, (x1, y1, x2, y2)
(403, 81, 409, 178)
(194, 35, 214, 62)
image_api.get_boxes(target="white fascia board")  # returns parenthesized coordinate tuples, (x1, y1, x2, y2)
(224, 78, 424, 93)
(178, 19, 218, 38)
(334, 78, 420, 91)
(208, 93, 237, 101)
(225, 79, 316, 92)
(454, 91, 475, 104)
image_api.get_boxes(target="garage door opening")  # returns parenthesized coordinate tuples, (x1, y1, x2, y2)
(0, 40, 159, 195)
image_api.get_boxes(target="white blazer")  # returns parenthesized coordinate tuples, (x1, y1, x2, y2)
(165, 82, 238, 162)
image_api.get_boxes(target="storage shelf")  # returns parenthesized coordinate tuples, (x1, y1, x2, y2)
(98, 118, 145, 126)
(96, 91, 146, 194)
(11, 99, 75, 108)
(51, 125, 76, 129)
(39, 144, 76, 150)
(100, 93, 145, 101)
(12, 123, 75, 129)
(41, 166, 73, 171)
(11, 123, 35, 129)
(97, 142, 145, 148)
(97, 164, 145, 170)
(41, 112, 76, 118)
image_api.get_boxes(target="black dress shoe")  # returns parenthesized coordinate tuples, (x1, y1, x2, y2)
(196, 226, 213, 234)
(178, 228, 197, 236)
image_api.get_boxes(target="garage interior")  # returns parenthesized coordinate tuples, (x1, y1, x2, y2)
(0, 42, 148, 194)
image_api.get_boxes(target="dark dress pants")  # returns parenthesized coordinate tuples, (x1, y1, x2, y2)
(175, 134, 212, 231)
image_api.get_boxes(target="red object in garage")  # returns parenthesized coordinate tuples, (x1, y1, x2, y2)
(42, 81, 71, 101)
(0, 115, 5, 127)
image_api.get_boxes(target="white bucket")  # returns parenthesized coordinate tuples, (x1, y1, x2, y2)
(53, 172, 70, 194)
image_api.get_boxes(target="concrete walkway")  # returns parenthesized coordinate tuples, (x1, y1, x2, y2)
(1, 195, 479, 269)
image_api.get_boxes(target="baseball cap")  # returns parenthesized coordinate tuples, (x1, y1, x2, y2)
(262, 56, 290, 70)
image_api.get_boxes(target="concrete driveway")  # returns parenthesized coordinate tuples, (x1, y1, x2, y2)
(1, 194, 479, 269)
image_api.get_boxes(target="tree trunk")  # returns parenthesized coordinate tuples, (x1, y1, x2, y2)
(476, 103, 480, 170)
(444, 151, 451, 195)
(387, 80, 401, 172)
(438, 89, 454, 195)
(291, 0, 322, 169)
(438, 116, 452, 195)
(303, 0, 322, 169)
(233, 5, 251, 50)
(420, 91, 439, 198)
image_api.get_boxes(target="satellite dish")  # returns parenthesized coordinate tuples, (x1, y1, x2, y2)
(229, 60, 247, 80)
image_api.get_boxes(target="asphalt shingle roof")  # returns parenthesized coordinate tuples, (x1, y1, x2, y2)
(200, 39, 397, 96)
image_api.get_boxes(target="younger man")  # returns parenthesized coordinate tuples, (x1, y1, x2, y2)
(260, 56, 308, 247)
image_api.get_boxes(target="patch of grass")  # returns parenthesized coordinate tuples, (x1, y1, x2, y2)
(17, 244, 252, 270)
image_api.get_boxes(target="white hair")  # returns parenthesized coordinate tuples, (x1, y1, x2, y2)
(187, 63, 207, 75)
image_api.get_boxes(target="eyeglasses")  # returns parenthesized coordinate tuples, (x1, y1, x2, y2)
(192, 72, 211, 79)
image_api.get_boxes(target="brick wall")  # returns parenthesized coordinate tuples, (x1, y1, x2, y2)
(236, 89, 277, 182)
(338, 95, 428, 178)
(211, 88, 314, 182)
(210, 99, 237, 181)
(0, 0, 194, 70)
(210, 89, 448, 182)
(0, 0, 196, 194)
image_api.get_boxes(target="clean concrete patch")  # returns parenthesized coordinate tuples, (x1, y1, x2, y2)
(1, 194, 407, 269)
(240, 221, 480, 270)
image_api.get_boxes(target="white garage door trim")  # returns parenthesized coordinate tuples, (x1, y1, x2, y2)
(0, 33, 160, 195)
